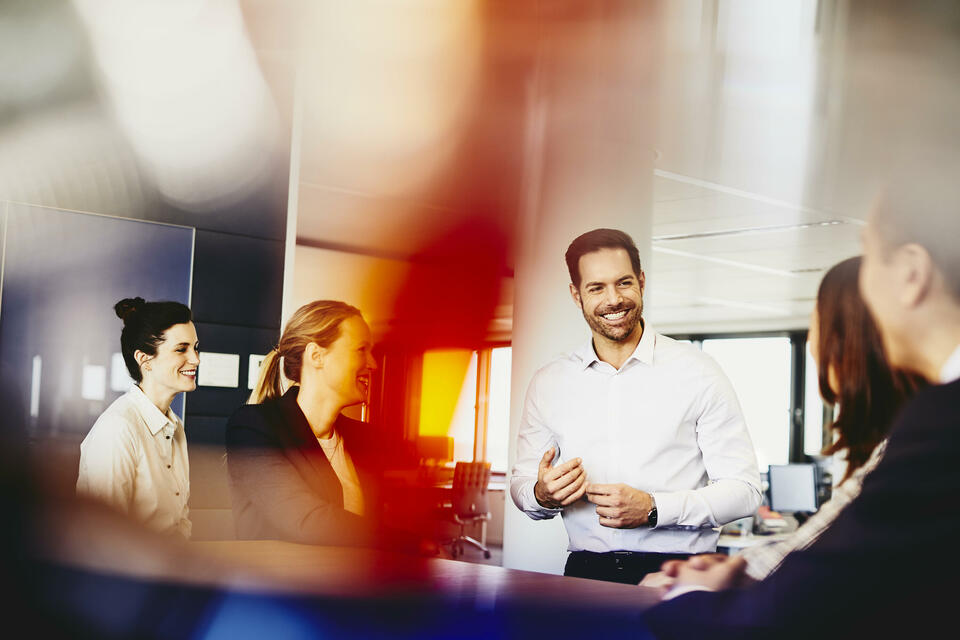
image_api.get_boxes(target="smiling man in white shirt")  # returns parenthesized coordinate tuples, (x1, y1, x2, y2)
(510, 228, 762, 584)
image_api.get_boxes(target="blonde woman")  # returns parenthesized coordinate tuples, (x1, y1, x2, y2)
(225, 300, 386, 546)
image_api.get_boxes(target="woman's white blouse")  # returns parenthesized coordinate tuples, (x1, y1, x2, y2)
(77, 385, 191, 538)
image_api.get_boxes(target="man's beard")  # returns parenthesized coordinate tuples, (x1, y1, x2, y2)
(581, 297, 643, 342)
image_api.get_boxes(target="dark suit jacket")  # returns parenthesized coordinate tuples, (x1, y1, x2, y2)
(643, 378, 960, 639)
(225, 386, 386, 547)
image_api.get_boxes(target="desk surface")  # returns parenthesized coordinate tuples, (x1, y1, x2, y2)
(43, 499, 660, 638)
(191, 540, 660, 610)
(183, 541, 662, 637)
(717, 532, 792, 550)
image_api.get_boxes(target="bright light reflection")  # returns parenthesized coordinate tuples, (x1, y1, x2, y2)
(81, 364, 106, 401)
(304, 0, 482, 197)
(111, 352, 131, 392)
(30, 355, 41, 418)
(71, 0, 281, 210)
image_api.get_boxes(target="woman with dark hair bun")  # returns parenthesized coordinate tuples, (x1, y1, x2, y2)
(77, 297, 199, 538)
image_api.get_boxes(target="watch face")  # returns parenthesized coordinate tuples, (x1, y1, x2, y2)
(647, 507, 658, 526)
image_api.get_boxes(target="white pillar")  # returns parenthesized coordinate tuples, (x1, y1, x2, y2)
(503, 4, 660, 574)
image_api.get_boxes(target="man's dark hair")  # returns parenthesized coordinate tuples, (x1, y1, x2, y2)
(565, 228, 643, 289)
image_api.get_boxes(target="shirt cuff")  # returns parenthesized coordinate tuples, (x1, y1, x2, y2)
(662, 583, 715, 601)
(523, 479, 562, 518)
(650, 490, 678, 527)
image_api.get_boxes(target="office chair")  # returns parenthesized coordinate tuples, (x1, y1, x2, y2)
(447, 461, 492, 559)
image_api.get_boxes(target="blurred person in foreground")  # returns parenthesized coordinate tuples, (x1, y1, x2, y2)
(641, 174, 960, 638)
(77, 297, 199, 538)
(641, 256, 922, 593)
(511, 228, 762, 584)
(226, 300, 434, 553)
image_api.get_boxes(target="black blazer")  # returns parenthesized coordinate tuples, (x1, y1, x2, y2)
(225, 386, 385, 547)
(643, 378, 960, 639)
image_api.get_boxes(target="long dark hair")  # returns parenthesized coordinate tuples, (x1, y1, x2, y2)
(817, 257, 922, 481)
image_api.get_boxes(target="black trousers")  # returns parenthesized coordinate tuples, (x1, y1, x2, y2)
(564, 550, 692, 585)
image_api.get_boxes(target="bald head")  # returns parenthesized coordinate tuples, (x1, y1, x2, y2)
(859, 170, 960, 378)
(872, 171, 960, 299)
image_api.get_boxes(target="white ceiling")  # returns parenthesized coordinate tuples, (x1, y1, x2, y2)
(271, 0, 958, 337)
(645, 172, 863, 334)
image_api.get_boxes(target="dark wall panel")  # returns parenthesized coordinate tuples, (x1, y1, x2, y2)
(186, 415, 228, 448)
(191, 230, 284, 329)
(184, 319, 280, 518)
(187, 322, 278, 418)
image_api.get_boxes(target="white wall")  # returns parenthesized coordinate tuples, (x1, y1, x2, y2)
(502, 8, 658, 573)
(289, 245, 412, 335)
(503, 199, 655, 574)
(289, 244, 514, 342)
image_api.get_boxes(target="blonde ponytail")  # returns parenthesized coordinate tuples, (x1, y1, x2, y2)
(248, 349, 284, 404)
(247, 301, 362, 405)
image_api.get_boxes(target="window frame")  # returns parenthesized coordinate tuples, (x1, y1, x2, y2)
(472, 341, 511, 469)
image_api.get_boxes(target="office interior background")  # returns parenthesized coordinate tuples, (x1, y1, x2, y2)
(1, 0, 957, 578)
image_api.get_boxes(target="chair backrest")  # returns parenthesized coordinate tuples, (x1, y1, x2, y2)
(451, 461, 491, 517)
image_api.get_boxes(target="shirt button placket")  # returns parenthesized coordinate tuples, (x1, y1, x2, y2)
(610, 372, 622, 479)
(610, 372, 626, 549)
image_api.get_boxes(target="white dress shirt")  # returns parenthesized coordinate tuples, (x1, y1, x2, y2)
(665, 342, 960, 600)
(77, 385, 191, 538)
(510, 325, 762, 554)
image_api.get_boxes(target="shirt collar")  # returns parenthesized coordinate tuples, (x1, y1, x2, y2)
(129, 384, 179, 436)
(939, 343, 960, 384)
(572, 321, 656, 370)
(572, 340, 600, 370)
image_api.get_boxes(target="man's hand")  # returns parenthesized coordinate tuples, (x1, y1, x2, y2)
(660, 553, 750, 592)
(638, 570, 676, 598)
(585, 483, 653, 528)
(533, 448, 586, 508)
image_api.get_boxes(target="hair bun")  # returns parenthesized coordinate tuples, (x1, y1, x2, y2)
(114, 297, 146, 321)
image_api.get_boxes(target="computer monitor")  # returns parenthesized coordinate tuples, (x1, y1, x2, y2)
(767, 463, 818, 513)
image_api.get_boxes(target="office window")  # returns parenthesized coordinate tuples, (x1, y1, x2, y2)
(701, 337, 792, 470)
(419, 346, 511, 472)
(804, 343, 825, 457)
(486, 346, 512, 472)
(419, 349, 476, 463)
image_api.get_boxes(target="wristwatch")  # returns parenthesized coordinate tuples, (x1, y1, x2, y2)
(646, 496, 658, 527)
